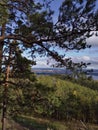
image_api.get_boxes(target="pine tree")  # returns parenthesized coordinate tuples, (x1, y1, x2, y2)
(0, 0, 98, 129)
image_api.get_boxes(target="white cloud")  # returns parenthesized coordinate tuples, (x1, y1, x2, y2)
(72, 55, 91, 62)
(33, 57, 50, 68)
(82, 56, 90, 61)
(71, 55, 98, 69)
(87, 35, 98, 47)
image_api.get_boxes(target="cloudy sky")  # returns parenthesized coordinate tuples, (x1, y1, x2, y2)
(33, 0, 98, 69)
(34, 36, 98, 69)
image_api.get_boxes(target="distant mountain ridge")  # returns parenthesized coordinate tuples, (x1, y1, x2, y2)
(32, 68, 67, 75)
(32, 68, 98, 80)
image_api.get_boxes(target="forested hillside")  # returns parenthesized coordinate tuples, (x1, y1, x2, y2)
(36, 76, 98, 123)
(0, 74, 98, 130)
(0, 75, 97, 123)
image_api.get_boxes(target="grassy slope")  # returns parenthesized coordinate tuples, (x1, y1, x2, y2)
(0, 116, 98, 130)
(13, 115, 98, 130)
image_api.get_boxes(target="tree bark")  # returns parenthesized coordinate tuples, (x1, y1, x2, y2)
(0, 23, 5, 72)
(0, 43, 3, 72)
(1, 43, 11, 130)
(2, 66, 10, 130)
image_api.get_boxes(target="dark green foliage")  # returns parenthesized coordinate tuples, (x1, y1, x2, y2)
(63, 73, 98, 91)
(76, 78, 98, 91)
(0, 0, 9, 24)
(0, 42, 37, 118)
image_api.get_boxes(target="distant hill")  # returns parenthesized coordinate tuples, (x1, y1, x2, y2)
(86, 69, 98, 80)
(32, 68, 98, 80)
(32, 68, 67, 75)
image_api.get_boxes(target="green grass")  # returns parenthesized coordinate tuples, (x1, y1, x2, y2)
(13, 115, 98, 130)
(14, 115, 68, 130)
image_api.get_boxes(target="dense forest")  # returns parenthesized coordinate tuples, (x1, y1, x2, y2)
(0, 74, 98, 123)
(0, 73, 98, 130)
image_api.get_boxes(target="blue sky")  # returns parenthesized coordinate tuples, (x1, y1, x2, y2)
(33, 0, 98, 69)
